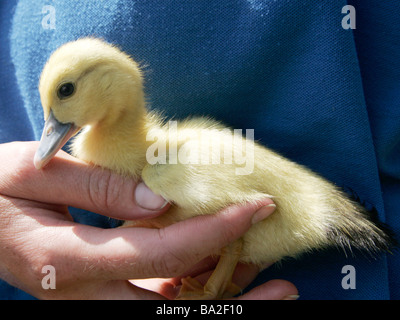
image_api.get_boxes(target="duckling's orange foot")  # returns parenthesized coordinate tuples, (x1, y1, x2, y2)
(176, 277, 207, 300)
(175, 276, 242, 300)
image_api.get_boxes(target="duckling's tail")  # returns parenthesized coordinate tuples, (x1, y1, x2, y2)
(326, 191, 397, 257)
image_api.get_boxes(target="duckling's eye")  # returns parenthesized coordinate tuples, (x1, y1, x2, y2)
(57, 82, 75, 99)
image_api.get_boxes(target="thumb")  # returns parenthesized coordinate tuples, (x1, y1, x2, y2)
(0, 142, 169, 220)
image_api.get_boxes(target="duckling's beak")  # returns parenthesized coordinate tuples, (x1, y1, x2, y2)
(34, 110, 80, 169)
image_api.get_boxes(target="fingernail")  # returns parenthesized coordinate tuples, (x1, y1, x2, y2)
(283, 295, 300, 300)
(251, 204, 276, 225)
(134, 182, 168, 211)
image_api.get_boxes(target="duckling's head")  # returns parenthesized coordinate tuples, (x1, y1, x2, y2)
(34, 38, 145, 169)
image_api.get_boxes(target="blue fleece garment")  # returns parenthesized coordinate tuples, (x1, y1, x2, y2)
(0, 0, 398, 299)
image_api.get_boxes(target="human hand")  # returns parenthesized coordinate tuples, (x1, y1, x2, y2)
(132, 259, 298, 300)
(0, 141, 297, 299)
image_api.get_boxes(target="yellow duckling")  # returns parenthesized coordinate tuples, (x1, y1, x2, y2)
(34, 38, 394, 299)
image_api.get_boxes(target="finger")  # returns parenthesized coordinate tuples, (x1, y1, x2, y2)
(92, 280, 166, 300)
(41, 198, 275, 282)
(126, 200, 275, 280)
(0, 142, 169, 220)
(0, 195, 166, 299)
(134, 199, 276, 279)
(37, 279, 166, 300)
(133, 264, 287, 300)
(235, 279, 299, 300)
(130, 278, 178, 300)
(131, 256, 220, 299)
(232, 263, 260, 290)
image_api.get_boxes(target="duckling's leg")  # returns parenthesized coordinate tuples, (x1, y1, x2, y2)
(176, 239, 243, 300)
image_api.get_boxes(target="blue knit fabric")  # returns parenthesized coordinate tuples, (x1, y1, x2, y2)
(0, 0, 398, 299)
